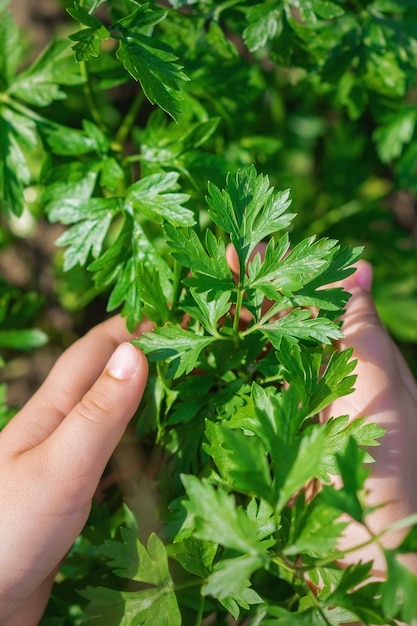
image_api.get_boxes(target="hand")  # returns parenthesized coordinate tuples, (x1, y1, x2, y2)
(324, 261, 417, 575)
(0, 316, 149, 626)
(227, 244, 417, 575)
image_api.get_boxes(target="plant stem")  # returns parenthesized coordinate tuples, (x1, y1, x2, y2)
(194, 594, 205, 626)
(232, 287, 244, 347)
(79, 60, 106, 131)
(115, 91, 144, 147)
(171, 259, 183, 319)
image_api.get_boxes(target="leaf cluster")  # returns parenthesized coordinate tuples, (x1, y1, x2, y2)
(1, 1, 417, 624)
(109, 166, 406, 625)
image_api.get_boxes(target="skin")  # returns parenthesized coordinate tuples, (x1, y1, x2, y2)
(0, 260, 417, 624)
(0, 316, 149, 625)
(325, 261, 417, 576)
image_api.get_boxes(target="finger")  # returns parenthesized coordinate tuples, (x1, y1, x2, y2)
(338, 261, 417, 404)
(322, 264, 399, 422)
(226, 243, 275, 323)
(225, 243, 240, 276)
(225, 242, 267, 276)
(2, 316, 151, 451)
(35, 315, 150, 412)
(34, 342, 148, 507)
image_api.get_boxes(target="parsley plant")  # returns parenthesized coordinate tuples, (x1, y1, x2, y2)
(1, 1, 417, 623)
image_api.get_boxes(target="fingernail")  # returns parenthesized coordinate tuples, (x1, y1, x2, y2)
(355, 261, 373, 292)
(107, 342, 140, 380)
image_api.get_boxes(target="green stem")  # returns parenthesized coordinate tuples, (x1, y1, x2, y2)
(232, 287, 244, 348)
(115, 91, 144, 147)
(194, 594, 205, 626)
(79, 61, 106, 130)
(173, 579, 203, 592)
(240, 319, 261, 338)
(171, 260, 183, 319)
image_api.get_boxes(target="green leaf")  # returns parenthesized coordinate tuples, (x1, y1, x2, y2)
(250, 236, 339, 296)
(110, 2, 167, 33)
(219, 587, 265, 621)
(238, 384, 325, 512)
(42, 160, 100, 212)
(173, 536, 217, 578)
(68, 3, 110, 61)
(116, 34, 188, 120)
(319, 415, 385, 481)
(204, 420, 273, 501)
(182, 289, 231, 334)
(53, 198, 120, 270)
(139, 111, 221, 183)
(136, 264, 171, 325)
(90, 218, 171, 331)
(43, 124, 97, 156)
(381, 549, 417, 623)
(10, 40, 84, 106)
(100, 157, 125, 192)
(321, 438, 369, 523)
(100, 527, 170, 584)
(0, 9, 22, 90)
(266, 245, 363, 319)
(246, 497, 278, 542)
(135, 325, 216, 378)
(306, 348, 357, 417)
(310, 0, 345, 19)
(0, 328, 48, 350)
(261, 309, 343, 348)
(285, 495, 347, 557)
(243, 4, 283, 52)
(81, 531, 181, 625)
(68, 2, 107, 30)
(165, 225, 236, 295)
(374, 107, 417, 163)
(126, 172, 193, 227)
(44, 119, 110, 157)
(203, 554, 264, 605)
(81, 586, 181, 626)
(206, 166, 294, 282)
(0, 109, 37, 215)
(275, 426, 325, 513)
(326, 564, 386, 624)
(111, 0, 187, 116)
(206, 20, 238, 59)
(181, 474, 266, 556)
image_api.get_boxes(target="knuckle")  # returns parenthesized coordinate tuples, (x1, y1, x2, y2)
(76, 389, 117, 425)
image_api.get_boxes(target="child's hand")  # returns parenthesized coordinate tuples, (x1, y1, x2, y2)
(0, 316, 149, 626)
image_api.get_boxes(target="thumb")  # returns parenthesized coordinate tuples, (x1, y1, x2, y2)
(41, 342, 148, 497)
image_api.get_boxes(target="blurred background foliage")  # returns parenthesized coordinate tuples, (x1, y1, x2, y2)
(0, 1, 416, 387)
(1, 0, 417, 622)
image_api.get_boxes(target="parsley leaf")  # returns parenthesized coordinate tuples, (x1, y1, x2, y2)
(67, 3, 110, 61)
(81, 529, 181, 626)
(181, 474, 266, 556)
(206, 166, 295, 283)
(10, 40, 84, 106)
(135, 325, 216, 379)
